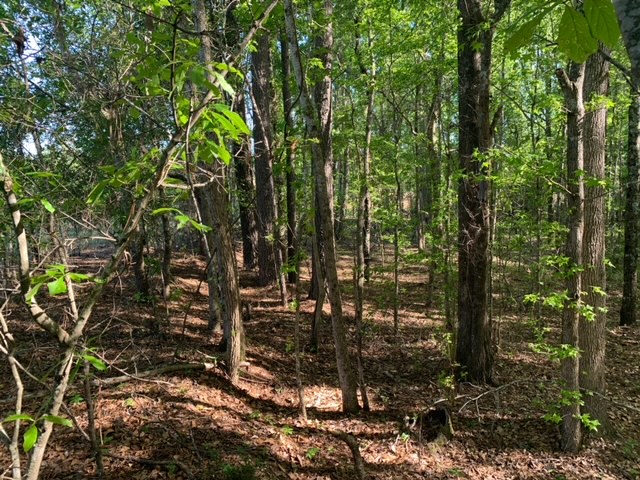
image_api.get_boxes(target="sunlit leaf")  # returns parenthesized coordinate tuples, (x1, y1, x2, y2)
(556, 6, 598, 63)
(23, 425, 38, 452)
(3, 414, 34, 423)
(47, 277, 67, 296)
(82, 354, 108, 371)
(584, 0, 621, 48)
(42, 415, 73, 427)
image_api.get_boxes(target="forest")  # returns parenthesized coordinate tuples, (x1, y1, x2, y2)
(1, 0, 639, 478)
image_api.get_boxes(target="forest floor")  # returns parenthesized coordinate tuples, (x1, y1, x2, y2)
(1, 246, 639, 480)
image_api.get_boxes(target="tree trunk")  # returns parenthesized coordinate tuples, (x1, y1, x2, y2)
(281, 31, 298, 285)
(580, 49, 609, 431)
(252, 31, 279, 286)
(615, 0, 640, 326)
(556, 62, 586, 454)
(234, 96, 259, 271)
(131, 222, 149, 298)
(192, 0, 244, 382)
(284, 0, 360, 413)
(614, 0, 640, 81)
(621, 89, 640, 326)
(455, 0, 510, 383)
(335, 149, 349, 241)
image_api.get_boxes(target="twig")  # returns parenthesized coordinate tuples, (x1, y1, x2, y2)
(458, 380, 528, 414)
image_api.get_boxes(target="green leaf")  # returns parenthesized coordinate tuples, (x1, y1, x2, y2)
(213, 71, 235, 96)
(82, 354, 107, 371)
(47, 277, 67, 296)
(42, 415, 73, 427)
(214, 104, 250, 135)
(152, 207, 181, 216)
(584, 0, 621, 48)
(40, 198, 55, 213)
(69, 272, 90, 283)
(556, 6, 598, 63)
(87, 180, 108, 205)
(25, 283, 43, 303)
(3, 414, 34, 423)
(504, 14, 544, 54)
(23, 424, 38, 452)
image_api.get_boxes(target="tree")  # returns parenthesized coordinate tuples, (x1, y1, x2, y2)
(284, 0, 360, 413)
(252, 31, 280, 287)
(580, 49, 610, 431)
(615, 0, 640, 326)
(455, 0, 511, 383)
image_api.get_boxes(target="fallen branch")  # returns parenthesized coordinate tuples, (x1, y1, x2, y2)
(104, 453, 194, 479)
(94, 362, 218, 386)
(335, 432, 366, 480)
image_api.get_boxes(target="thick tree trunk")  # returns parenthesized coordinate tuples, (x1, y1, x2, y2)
(252, 32, 279, 286)
(621, 90, 640, 326)
(556, 62, 586, 454)
(614, 0, 640, 81)
(580, 49, 610, 431)
(284, 0, 360, 413)
(455, 0, 510, 383)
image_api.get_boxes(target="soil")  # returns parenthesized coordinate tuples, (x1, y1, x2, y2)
(1, 247, 639, 479)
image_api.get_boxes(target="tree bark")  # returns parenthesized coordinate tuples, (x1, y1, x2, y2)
(556, 62, 586, 454)
(284, 0, 360, 413)
(192, 0, 244, 382)
(234, 95, 259, 271)
(252, 31, 279, 286)
(615, 0, 640, 326)
(621, 90, 640, 326)
(281, 31, 298, 285)
(455, 0, 510, 383)
(580, 49, 610, 431)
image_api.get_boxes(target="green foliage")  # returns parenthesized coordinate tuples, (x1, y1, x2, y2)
(1, 413, 72, 452)
(557, 5, 598, 63)
(27, 265, 91, 301)
(82, 353, 108, 371)
(222, 463, 256, 480)
(280, 425, 294, 436)
(305, 447, 320, 460)
(152, 207, 212, 233)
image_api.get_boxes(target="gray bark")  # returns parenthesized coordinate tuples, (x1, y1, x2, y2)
(556, 62, 586, 454)
(284, 0, 360, 413)
(580, 49, 610, 431)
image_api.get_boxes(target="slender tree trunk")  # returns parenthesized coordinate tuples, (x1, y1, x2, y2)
(615, 0, 640, 326)
(252, 31, 279, 286)
(234, 96, 259, 271)
(284, 0, 360, 412)
(192, 0, 244, 382)
(160, 190, 172, 301)
(580, 49, 610, 431)
(335, 149, 349, 241)
(131, 222, 149, 298)
(556, 62, 586, 454)
(455, 0, 510, 383)
(281, 32, 298, 285)
(621, 89, 640, 326)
